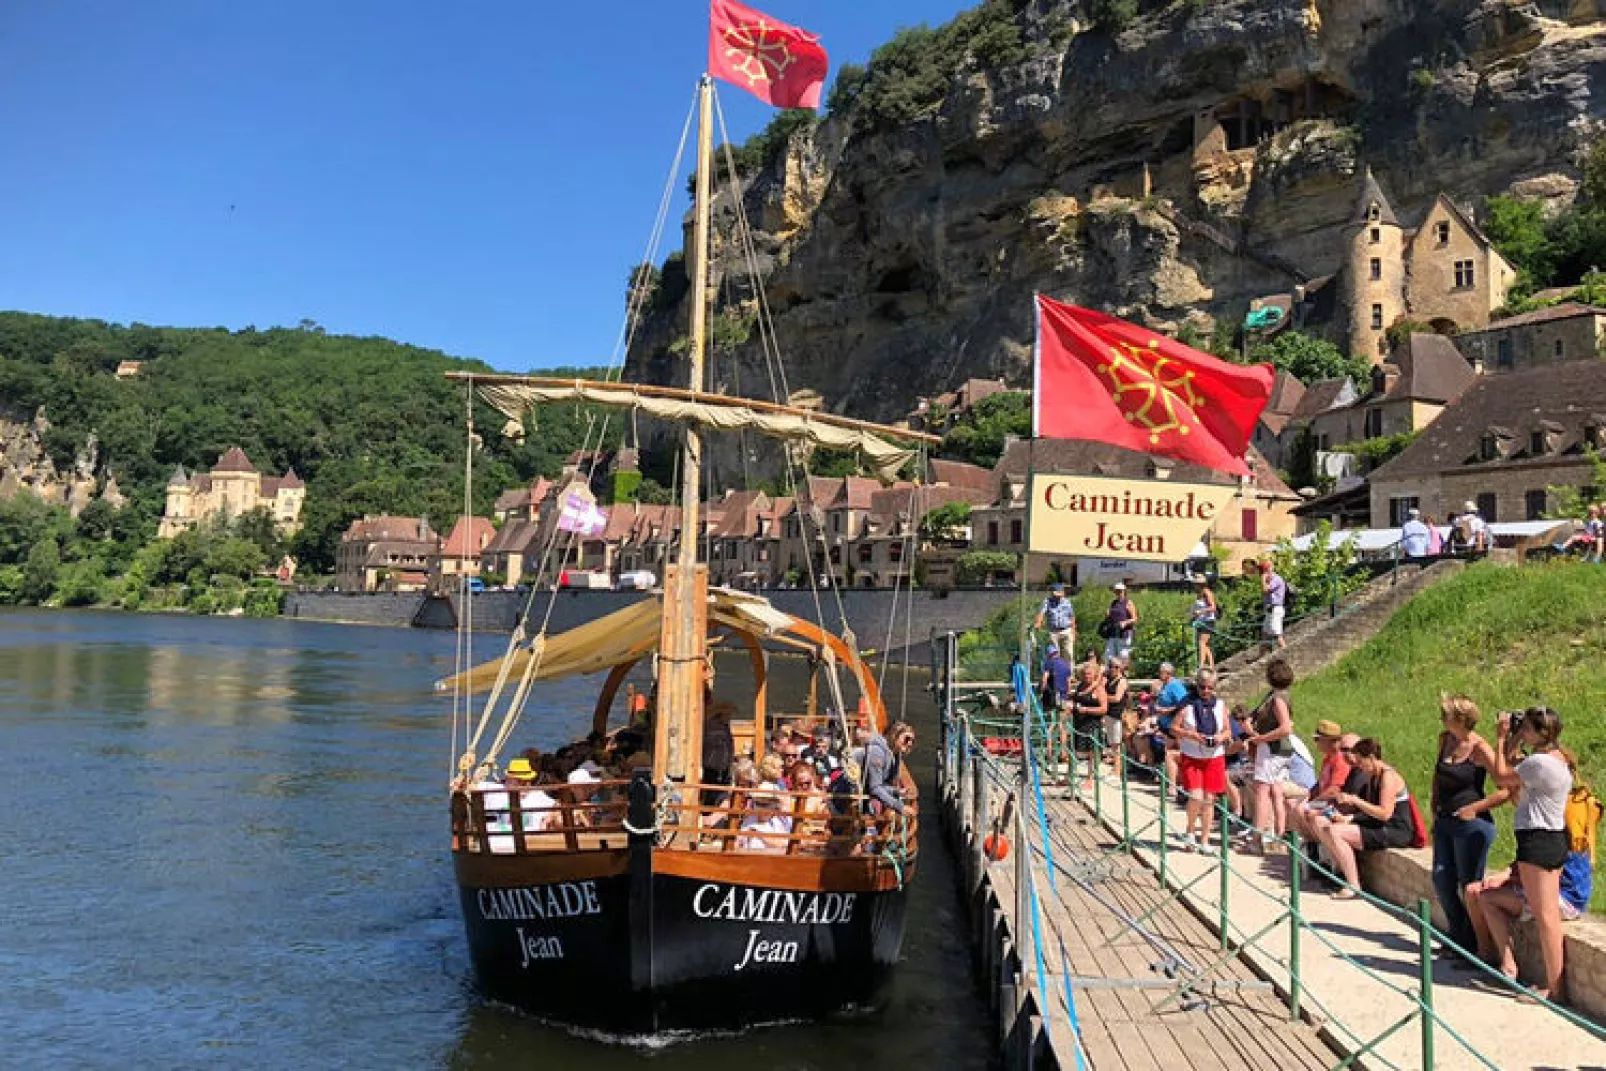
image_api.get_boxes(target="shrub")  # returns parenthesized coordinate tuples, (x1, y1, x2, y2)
(1248, 331, 1370, 388)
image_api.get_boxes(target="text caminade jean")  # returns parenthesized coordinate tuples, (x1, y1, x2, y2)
(1431, 814, 1497, 953)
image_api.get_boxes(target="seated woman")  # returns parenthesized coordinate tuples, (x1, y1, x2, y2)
(787, 761, 831, 854)
(737, 753, 794, 853)
(707, 757, 759, 842)
(1309, 738, 1413, 899)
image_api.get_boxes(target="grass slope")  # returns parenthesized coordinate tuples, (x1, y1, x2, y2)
(1287, 561, 1606, 909)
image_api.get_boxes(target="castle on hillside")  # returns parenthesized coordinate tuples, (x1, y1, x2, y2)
(157, 447, 305, 538)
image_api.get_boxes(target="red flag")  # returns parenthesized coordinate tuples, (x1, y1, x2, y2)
(1033, 295, 1273, 476)
(709, 0, 829, 109)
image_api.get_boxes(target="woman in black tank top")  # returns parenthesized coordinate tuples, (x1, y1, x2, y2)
(1066, 662, 1107, 770)
(1430, 696, 1504, 960)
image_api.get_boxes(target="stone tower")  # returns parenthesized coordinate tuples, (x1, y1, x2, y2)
(157, 465, 192, 538)
(1340, 168, 1408, 365)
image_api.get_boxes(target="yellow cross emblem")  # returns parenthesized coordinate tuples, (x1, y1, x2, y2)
(1097, 339, 1207, 445)
(720, 20, 796, 88)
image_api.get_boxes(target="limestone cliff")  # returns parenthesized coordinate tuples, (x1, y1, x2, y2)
(0, 406, 108, 515)
(625, 0, 1606, 483)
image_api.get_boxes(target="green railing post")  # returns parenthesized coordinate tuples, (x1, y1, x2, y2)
(1093, 735, 1103, 821)
(1287, 831, 1303, 1021)
(1157, 765, 1171, 886)
(1419, 898, 1436, 1070)
(1120, 750, 1132, 855)
(1217, 793, 1231, 951)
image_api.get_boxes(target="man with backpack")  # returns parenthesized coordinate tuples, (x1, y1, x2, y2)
(1452, 501, 1489, 555)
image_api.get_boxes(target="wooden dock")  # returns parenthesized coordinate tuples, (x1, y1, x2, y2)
(944, 750, 1339, 1070)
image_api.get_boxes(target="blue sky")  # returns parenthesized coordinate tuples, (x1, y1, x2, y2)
(0, 1, 975, 370)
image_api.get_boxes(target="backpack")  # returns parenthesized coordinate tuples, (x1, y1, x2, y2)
(1565, 781, 1603, 861)
(1189, 695, 1219, 739)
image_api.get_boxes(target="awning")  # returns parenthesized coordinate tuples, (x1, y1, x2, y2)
(435, 587, 801, 695)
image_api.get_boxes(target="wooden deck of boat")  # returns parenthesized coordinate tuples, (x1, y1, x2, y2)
(986, 789, 1337, 1070)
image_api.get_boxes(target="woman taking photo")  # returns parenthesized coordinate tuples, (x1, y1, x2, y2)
(1310, 738, 1413, 897)
(1189, 575, 1218, 670)
(1430, 695, 1504, 963)
(1470, 707, 1574, 1003)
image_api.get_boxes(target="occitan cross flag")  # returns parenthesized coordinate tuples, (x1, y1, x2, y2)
(1033, 295, 1274, 476)
(708, 0, 830, 110)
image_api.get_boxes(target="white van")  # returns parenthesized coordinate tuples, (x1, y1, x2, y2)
(615, 570, 657, 591)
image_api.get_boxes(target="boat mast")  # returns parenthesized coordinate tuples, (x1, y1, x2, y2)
(654, 75, 715, 783)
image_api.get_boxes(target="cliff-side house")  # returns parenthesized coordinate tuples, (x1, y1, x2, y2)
(335, 515, 438, 593)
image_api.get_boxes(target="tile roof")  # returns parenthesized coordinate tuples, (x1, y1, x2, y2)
(440, 516, 496, 559)
(279, 467, 303, 489)
(1462, 302, 1606, 332)
(482, 519, 541, 555)
(1266, 371, 1306, 415)
(342, 515, 433, 543)
(1372, 361, 1606, 482)
(830, 477, 883, 511)
(1289, 378, 1357, 421)
(1352, 167, 1399, 226)
(1380, 333, 1474, 404)
(167, 464, 189, 487)
(212, 446, 257, 474)
(929, 458, 996, 494)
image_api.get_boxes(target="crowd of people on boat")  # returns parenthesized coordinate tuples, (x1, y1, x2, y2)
(1034, 646, 1601, 1007)
(459, 673, 918, 859)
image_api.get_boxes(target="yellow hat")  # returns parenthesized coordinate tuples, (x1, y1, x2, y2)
(506, 758, 535, 779)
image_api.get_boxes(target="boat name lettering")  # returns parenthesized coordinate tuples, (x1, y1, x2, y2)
(735, 928, 799, 970)
(477, 881, 602, 922)
(515, 926, 564, 967)
(691, 883, 855, 925)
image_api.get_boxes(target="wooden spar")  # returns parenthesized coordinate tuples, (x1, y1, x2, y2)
(443, 374, 943, 447)
(654, 75, 715, 783)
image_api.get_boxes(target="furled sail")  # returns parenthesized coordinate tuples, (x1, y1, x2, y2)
(479, 380, 919, 480)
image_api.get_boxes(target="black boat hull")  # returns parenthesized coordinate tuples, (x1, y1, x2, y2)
(456, 853, 910, 1034)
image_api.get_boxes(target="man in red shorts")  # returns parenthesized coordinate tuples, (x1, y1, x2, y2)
(1174, 669, 1230, 852)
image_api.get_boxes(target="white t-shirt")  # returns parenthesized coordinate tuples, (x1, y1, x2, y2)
(520, 788, 557, 831)
(1515, 751, 1572, 831)
(1178, 699, 1227, 761)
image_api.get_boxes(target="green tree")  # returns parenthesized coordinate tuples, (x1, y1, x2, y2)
(1248, 331, 1370, 388)
(20, 537, 60, 604)
(940, 390, 1030, 467)
(919, 500, 972, 539)
(1484, 195, 1553, 292)
(1285, 424, 1321, 493)
(205, 537, 267, 581)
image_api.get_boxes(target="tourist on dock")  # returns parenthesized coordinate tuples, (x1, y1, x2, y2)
(1189, 575, 1218, 670)
(1034, 582, 1077, 661)
(1285, 721, 1352, 845)
(1429, 695, 1504, 963)
(1239, 658, 1296, 854)
(1102, 656, 1130, 769)
(1174, 669, 1230, 852)
(1040, 643, 1072, 714)
(1401, 508, 1432, 559)
(1152, 661, 1190, 794)
(1309, 738, 1414, 897)
(1223, 703, 1254, 822)
(1466, 707, 1575, 1002)
(1256, 558, 1289, 654)
(1101, 582, 1138, 663)
(1066, 661, 1108, 783)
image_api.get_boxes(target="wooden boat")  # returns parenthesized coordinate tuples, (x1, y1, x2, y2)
(438, 71, 938, 1035)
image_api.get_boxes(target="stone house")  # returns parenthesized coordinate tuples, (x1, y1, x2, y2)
(1454, 303, 1606, 375)
(1369, 361, 1606, 527)
(480, 519, 543, 587)
(1251, 372, 1306, 470)
(706, 490, 774, 587)
(492, 477, 554, 524)
(335, 515, 437, 593)
(905, 379, 1013, 433)
(852, 484, 993, 589)
(158, 447, 305, 538)
(1338, 171, 1517, 362)
(1293, 334, 1475, 452)
(431, 516, 496, 588)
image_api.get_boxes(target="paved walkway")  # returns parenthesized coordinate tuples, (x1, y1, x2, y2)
(1069, 769, 1606, 1070)
(985, 774, 1338, 1070)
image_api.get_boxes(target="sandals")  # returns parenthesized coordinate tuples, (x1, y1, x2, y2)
(1331, 887, 1358, 901)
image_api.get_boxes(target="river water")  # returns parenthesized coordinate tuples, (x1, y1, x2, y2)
(0, 610, 991, 1070)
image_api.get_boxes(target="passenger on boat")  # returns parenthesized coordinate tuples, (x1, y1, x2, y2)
(737, 753, 794, 852)
(702, 701, 735, 793)
(789, 762, 830, 853)
(565, 761, 604, 829)
(470, 767, 516, 853)
(506, 758, 559, 837)
(863, 720, 916, 815)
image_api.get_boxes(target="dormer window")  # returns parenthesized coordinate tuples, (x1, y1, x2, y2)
(1436, 221, 1450, 246)
(1479, 426, 1513, 461)
(1585, 418, 1606, 451)
(1368, 204, 1381, 223)
(1530, 430, 1548, 456)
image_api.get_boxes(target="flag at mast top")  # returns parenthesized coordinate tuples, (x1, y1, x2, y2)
(1032, 295, 1274, 477)
(709, 0, 830, 109)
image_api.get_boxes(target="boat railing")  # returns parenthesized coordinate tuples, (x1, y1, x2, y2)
(452, 779, 918, 862)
